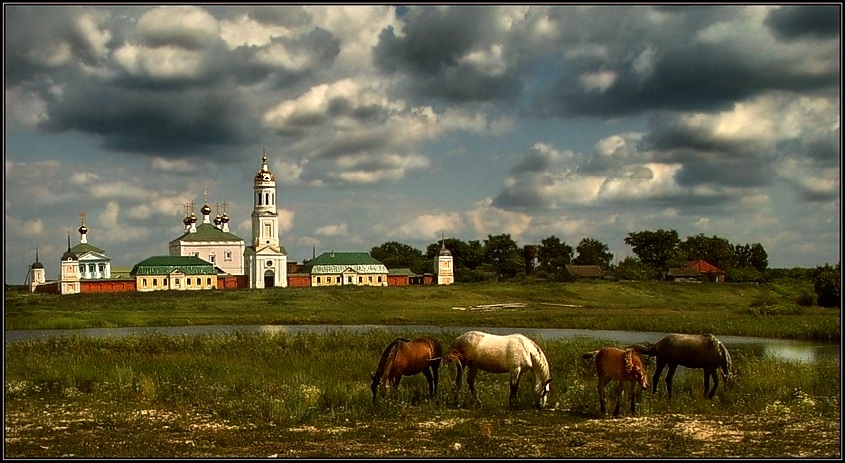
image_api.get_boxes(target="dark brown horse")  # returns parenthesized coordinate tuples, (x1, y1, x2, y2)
(583, 347, 649, 417)
(370, 337, 442, 403)
(633, 333, 735, 400)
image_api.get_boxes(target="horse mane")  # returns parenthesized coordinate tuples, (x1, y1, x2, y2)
(716, 338, 733, 377)
(623, 349, 635, 375)
(374, 338, 410, 382)
(527, 338, 551, 383)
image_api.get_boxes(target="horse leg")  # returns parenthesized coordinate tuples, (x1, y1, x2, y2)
(454, 363, 463, 404)
(664, 364, 678, 400)
(508, 368, 522, 409)
(467, 365, 481, 406)
(432, 362, 440, 397)
(652, 358, 666, 396)
(613, 380, 624, 417)
(598, 375, 607, 415)
(422, 368, 434, 397)
(629, 381, 637, 415)
(706, 368, 719, 399)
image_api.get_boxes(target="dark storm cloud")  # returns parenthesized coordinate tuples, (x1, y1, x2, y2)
(540, 41, 837, 118)
(39, 83, 257, 156)
(4, 6, 111, 85)
(230, 27, 341, 87)
(373, 6, 523, 102)
(673, 157, 774, 189)
(765, 5, 841, 41)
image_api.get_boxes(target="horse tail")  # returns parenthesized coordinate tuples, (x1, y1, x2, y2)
(374, 338, 406, 383)
(627, 341, 657, 357)
(582, 350, 599, 360)
(445, 348, 463, 364)
(717, 338, 734, 380)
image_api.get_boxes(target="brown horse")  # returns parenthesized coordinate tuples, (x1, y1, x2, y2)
(634, 333, 735, 400)
(370, 337, 442, 403)
(583, 347, 649, 417)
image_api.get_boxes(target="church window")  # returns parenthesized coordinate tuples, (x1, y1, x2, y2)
(225, 251, 232, 261)
(209, 253, 216, 264)
(207, 277, 212, 286)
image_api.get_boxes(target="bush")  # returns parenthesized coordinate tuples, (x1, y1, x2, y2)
(795, 291, 815, 307)
(813, 263, 840, 309)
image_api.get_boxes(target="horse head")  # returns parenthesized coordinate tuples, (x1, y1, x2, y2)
(624, 349, 649, 390)
(534, 378, 552, 409)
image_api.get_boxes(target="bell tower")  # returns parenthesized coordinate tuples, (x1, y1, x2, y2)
(244, 146, 288, 288)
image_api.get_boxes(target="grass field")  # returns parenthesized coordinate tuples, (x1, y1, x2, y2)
(4, 279, 839, 341)
(4, 329, 840, 458)
(4, 279, 840, 457)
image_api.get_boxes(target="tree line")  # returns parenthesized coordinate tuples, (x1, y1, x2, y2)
(356, 229, 776, 283)
(301, 230, 839, 308)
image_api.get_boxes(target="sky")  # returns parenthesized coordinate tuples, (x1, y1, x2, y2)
(3, 4, 841, 284)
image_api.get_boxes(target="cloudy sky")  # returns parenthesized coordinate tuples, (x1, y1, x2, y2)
(4, 5, 841, 283)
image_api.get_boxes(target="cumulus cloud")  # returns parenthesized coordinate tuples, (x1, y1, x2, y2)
(388, 212, 464, 241)
(466, 198, 532, 238)
(315, 223, 348, 236)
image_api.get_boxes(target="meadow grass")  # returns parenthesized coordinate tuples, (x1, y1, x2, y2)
(5, 330, 840, 457)
(5, 280, 839, 341)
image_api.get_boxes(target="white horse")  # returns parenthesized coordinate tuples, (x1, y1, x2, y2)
(446, 330, 552, 408)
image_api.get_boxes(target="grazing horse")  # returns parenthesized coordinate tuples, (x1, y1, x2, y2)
(583, 347, 649, 417)
(370, 337, 442, 403)
(635, 333, 735, 400)
(446, 330, 552, 409)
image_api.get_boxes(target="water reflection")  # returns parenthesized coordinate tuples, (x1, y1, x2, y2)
(4, 324, 840, 364)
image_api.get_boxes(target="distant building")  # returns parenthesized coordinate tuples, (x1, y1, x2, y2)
(244, 149, 288, 289)
(436, 237, 454, 285)
(72, 212, 112, 279)
(169, 194, 245, 276)
(304, 251, 388, 286)
(565, 265, 604, 279)
(25, 248, 46, 292)
(667, 260, 726, 283)
(131, 256, 217, 292)
(59, 233, 81, 295)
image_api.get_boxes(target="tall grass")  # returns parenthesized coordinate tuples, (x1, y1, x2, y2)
(6, 330, 839, 430)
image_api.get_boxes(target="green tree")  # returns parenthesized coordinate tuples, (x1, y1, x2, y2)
(733, 243, 769, 272)
(679, 234, 733, 270)
(483, 233, 523, 280)
(813, 263, 841, 308)
(573, 237, 614, 269)
(536, 235, 573, 282)
(612, 256, 657, 281)
(624, 229, 681, 273)
(370, 241, 426, 274)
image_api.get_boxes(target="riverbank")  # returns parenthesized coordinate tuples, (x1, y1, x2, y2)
(4, 280, 839, 341)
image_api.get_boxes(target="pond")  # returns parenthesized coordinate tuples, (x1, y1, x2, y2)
(4, 324, 840, 364)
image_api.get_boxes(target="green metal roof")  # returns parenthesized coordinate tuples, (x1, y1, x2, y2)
(130, 256, 216, 276)
(71, 243, 106, 254)
(307, 252, 383, 266)
(172, 223, 244, 242)
(304, 252, 387, 274)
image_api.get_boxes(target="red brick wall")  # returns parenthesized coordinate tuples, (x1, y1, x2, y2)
(218, 275, 249, 290)
(82, 280, 136, 293)
(387, 275, 409, 286)
(287, 274, 311, 287)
